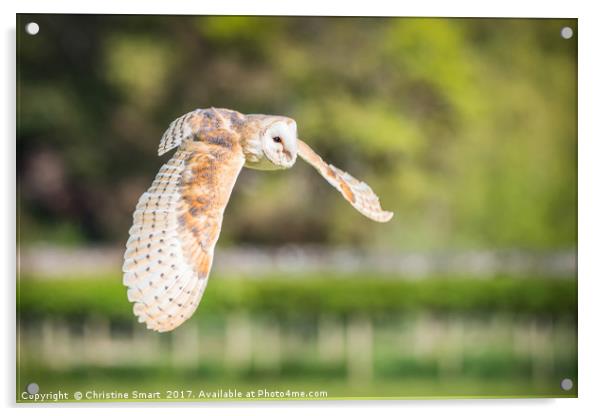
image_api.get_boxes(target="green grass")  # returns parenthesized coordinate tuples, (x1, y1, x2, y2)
(17, 273, 577, 320)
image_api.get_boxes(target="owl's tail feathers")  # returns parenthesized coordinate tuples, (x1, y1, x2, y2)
(297, 139, 394, 223)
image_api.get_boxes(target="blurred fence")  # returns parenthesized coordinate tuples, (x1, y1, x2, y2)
(19, 245, 577, 278)
(19, 312, 576, 385)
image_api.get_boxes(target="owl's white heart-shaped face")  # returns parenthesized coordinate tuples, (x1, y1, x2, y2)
(245, 116, 298, 170)
(261, 118, 298, 168)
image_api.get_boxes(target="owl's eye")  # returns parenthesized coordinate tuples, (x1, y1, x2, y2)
(272, 136, 282, 143)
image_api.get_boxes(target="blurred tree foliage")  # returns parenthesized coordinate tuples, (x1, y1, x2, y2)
(17, 16, 577, 250)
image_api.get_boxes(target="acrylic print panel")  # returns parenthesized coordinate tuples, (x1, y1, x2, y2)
(16, 14, 577, 402)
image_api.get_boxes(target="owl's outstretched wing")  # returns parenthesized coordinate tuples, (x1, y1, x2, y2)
(123, 132, 245, 332)
(297, 139, 393, 223)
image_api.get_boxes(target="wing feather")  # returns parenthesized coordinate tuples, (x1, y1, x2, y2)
(124, 131, 245, 332)
(297, 139, 393, 223)
(158, 107, 244, 156)
(158, 110, 198, 156)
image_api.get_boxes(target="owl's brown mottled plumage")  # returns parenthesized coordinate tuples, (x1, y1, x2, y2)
(123, 108, 392, 332)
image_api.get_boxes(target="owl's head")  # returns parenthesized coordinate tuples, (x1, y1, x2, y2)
(245, 115, 298, 170)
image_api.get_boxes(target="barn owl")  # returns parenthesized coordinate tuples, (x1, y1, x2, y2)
(123, 108, 393, 332)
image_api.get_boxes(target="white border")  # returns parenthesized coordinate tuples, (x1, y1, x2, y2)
(3, 1, 601, 415)
(8, 0, 581, 17)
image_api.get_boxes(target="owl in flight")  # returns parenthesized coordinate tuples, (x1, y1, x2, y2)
(123, 108, 393, 332)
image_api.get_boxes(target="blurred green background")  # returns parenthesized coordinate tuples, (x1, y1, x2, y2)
(17, 15, 577, 401)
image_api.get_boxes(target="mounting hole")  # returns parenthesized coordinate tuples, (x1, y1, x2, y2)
(561, 378, 574, 391)
(560, 26, 573, 39)
(26, 382, 39, 394)
(25, 22, 39, 36)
